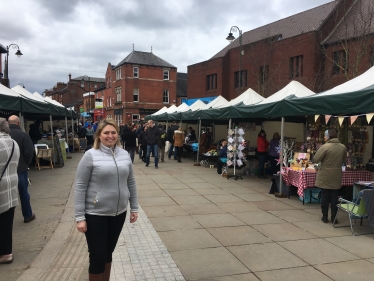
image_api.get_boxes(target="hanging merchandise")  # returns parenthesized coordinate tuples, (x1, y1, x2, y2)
(226, 127, 246, 180)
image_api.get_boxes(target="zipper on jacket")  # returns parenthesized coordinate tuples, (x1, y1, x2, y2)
(111, 148, 120, 215)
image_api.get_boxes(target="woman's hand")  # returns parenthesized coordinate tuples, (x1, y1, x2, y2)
(76, 221, 87, 233)
(130, 212, 138, 223)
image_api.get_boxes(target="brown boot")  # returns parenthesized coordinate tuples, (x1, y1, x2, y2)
(89, 273, 104, 281)
(104, 263, 112, 281)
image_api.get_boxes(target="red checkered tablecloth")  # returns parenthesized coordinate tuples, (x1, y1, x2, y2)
(282, 168, 372, 197)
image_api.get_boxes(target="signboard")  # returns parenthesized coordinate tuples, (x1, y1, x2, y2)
(80, 108, 84, 113)
(139, 108, 159, 115)
(95, 101, 103, 109)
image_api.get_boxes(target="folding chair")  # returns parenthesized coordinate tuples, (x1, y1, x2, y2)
(333, 190, 374, 236)
(35, 148, 54, 170)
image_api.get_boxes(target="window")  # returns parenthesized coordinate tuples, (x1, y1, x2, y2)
(163, 90, 169, 103)
(206, 74, 217, 91)
(116, 68, 121, 80)
(115, 86, 122, 102)
(109, 97, 112, 107)
(289, 55, 303, 79)
(133, 88, 139, 102)
(234, 70, 247, 88)
(94, 82, 97, 88)
(132, 114, 140, 123)
(81, 80, 84, 87)
(163, 70, 169, 80)
(332, 50, 347, 75)
(133, 67, 139, 78)
(259, 65, 269, 85)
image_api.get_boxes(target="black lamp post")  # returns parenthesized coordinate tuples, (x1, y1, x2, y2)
(226, 26, 243, 94)
(82, 75, 91, 119)
(3, 44, 23, 88)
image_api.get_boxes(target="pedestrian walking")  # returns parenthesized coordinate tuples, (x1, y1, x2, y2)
(8, 115, 36, 223)
(314, 129, 346, 223)
(86, 124, 94, 146)
(167, 121, 179, 160)
(123, 126, 137, 163)
(75, 118, 138, 281)
(145, 120, 159, 168)
(0, 118, 20, 264)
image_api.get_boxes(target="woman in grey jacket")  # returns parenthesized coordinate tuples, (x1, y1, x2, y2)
(75, 119, 138, 281)
(0, 118, 20, 264)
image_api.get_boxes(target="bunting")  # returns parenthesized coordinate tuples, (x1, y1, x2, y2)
(314, 115, 319, 122)
(338, 116, 345, 126)
(325, 115, 332, 124)
(366, 113, 374, 124)
(350, 116, 358, 125)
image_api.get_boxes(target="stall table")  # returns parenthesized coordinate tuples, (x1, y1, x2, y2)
(283, 168, 372, 198)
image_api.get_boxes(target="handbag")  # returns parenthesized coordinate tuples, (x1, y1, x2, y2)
(0, 142, 15, 181)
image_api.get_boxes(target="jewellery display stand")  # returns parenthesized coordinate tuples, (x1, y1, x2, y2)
(226, 127, 245, 180)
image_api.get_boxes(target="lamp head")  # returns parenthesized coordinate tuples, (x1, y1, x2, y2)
(226, 32, 235, 42)
(15, 50, 23, 58)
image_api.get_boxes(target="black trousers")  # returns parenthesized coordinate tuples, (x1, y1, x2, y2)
(268, 155, 280, 175)
(320, 188, 340, 213)
(176, 146, 183, 159)
(84, 211, 127, 274)
(216, 159, 225, 174)
(0, 207, 15, 255)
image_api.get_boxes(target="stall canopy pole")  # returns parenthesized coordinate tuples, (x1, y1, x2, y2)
(50, 115, 55, 164)
(196, 119, 201, 163)
(279, 117, 285, 194)
(65, 117, 69, 158)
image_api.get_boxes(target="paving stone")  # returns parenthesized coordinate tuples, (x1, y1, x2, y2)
(232, 211, 285, 225)
(203, 194, 244, 203)
(216, 202, 261, 213)
(192, 213, 246, 228)
(250, 200, 297, 211)
(255, 266, 333, 281)
(278, 238, 360, 265)
(235, 193, 274, 202)
(195, 188, 231, 195)
(252, 222, 317, 241)
(207, 225, 271, 246)
(170, 247, 249, 280)
(228, 243, 307, 272)
(315, 259, 374, 281)
(142, 205, 189, 217)
(179, 203, 227, 215)
(324, 235, 374, 258)
(138, 196, 177, 206)
(269, 209, 320, 222)
(149, 216, 203, 231)
(138, 189, 169, 197)
(159, 229, 221, 251)
(171, 195, 212, 205)
(293, 221, 355, 237)
(164, 189, 201, 196)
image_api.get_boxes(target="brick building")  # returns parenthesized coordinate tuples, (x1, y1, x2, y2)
(44, 74, 105, 116)
(103, 50, 178, 124)
(188, 0, 374, 101)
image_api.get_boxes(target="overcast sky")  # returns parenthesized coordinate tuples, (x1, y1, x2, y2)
(1, 0, 331, 94)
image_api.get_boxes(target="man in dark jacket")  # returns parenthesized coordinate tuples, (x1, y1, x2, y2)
(8, 115, 36, 223)
(123, 126, 138, 163)
(158, 124, 166, 162)
(138, 126, 147, 162)
(77, 123, 87, 139)
(145, 120, 159, 168)
(167, 121, 179, 160)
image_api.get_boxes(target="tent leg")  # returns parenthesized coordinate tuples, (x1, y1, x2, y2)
(196, 119, 201, 164)
(279, 117, 284, 194)
(65, 117, 70, 159)
(50, 115, 55, 165)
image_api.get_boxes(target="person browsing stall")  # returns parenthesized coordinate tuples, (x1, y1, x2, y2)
(216, 140, 228, 174)
(268, 132, 280, 175)
(314, 129, 346, 224)
(257, 130, 270, 179)
(173, 127, 185, 162)
(75, 118, 138, 280)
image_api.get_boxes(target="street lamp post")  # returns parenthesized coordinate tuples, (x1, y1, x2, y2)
(82, 75, 91, 120)
(226, 26, 243, 94)
(3, 44, 23, 88)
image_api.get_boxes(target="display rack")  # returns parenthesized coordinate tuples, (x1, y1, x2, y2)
(226, 127, 246, 180)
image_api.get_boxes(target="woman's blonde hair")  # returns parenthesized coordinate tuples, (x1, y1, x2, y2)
(93, 119, 121, 149)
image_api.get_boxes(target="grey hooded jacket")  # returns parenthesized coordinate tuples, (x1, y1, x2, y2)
(74, 143, 138, 222)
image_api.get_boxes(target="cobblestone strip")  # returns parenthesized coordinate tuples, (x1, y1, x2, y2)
(111, 206, 185, 281)
(39, 223, 88, 281)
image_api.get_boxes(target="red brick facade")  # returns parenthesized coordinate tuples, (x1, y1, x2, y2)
(187, 0, 374, 100)
(103, 57, 177, 124)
